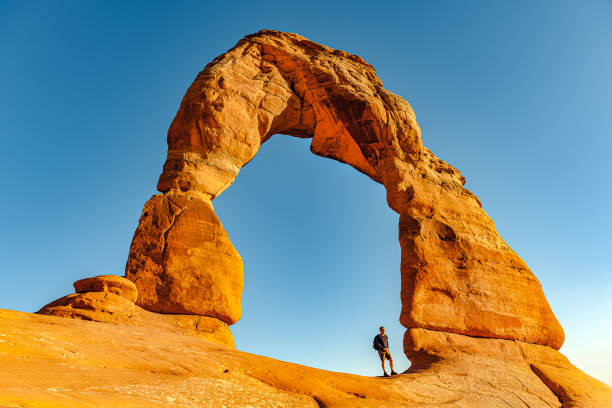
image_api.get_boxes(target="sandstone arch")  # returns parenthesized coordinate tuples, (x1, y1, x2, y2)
(125, 30, 564, 354)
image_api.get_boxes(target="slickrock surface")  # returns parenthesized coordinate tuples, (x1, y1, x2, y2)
(404, 328, 612, 408)
(125, 29, 563, 349)
(1, 310, 610, 408)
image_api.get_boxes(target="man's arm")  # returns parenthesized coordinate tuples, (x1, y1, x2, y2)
(373, 335, 381, 350)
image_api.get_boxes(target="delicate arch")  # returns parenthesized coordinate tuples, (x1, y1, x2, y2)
(157, 31, 421, 199)
(125, 30, 564, 352)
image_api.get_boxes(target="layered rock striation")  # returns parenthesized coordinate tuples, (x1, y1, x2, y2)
(38, 275, 234, 347)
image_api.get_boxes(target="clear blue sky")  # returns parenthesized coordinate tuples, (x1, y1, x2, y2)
(1, 0, 611, 384)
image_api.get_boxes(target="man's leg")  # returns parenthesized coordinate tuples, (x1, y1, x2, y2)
(388, 354, 398, 375)
(379, 351, 388, 376)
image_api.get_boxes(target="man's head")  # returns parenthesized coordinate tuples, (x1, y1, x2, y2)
(379, 326, 385, 335)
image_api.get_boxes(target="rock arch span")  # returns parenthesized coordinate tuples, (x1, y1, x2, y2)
(125, 30, 564, 355)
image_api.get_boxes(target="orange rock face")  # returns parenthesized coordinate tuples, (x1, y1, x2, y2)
(404, 327, 612, 407)
(125, 192, 243, 324)
(396, 150, 565, 348)
(125, 30, 563, 349)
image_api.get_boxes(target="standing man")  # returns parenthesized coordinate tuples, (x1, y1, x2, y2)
(373, 326, 398, 377)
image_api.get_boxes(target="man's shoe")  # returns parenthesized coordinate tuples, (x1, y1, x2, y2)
(383, 372, 389, 377)
(391, 371, 398, 375)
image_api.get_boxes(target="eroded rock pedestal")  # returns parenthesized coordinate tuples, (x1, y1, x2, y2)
(33, 30, 611, 406)
(125, 192, 243, 324)
(37, 274, 234, 347)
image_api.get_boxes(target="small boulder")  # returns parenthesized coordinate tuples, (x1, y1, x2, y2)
(38, 292, 137, 323)
(73, 275, 138, 303)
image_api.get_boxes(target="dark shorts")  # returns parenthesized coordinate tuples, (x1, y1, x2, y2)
(378, 350, 392, 361)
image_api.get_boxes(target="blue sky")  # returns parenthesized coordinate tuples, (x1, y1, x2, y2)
(1, 0, 611, 383)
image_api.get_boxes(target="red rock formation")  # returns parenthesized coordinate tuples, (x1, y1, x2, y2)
(24, 30, 612, 407)
(125, 30, 563, 349)
(38, 275, 234, 347)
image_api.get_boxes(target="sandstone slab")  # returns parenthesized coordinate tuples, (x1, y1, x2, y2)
(74, 274, 138, 302)
(38, 285, 233, 348)
(39, 291, 137, 321)
(38, 294, 234, 348)
(2, 310, 611, 407)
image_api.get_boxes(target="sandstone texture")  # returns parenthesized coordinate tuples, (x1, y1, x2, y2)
(1, 309, 610, 408)
(74, 274, 138, 302)
(125, 192, 243, 324)
(125, 29, 563, 349)
(404, 328, 612, 408)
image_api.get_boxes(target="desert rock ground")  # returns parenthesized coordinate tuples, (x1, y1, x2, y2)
(1, 309, 610, 407)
